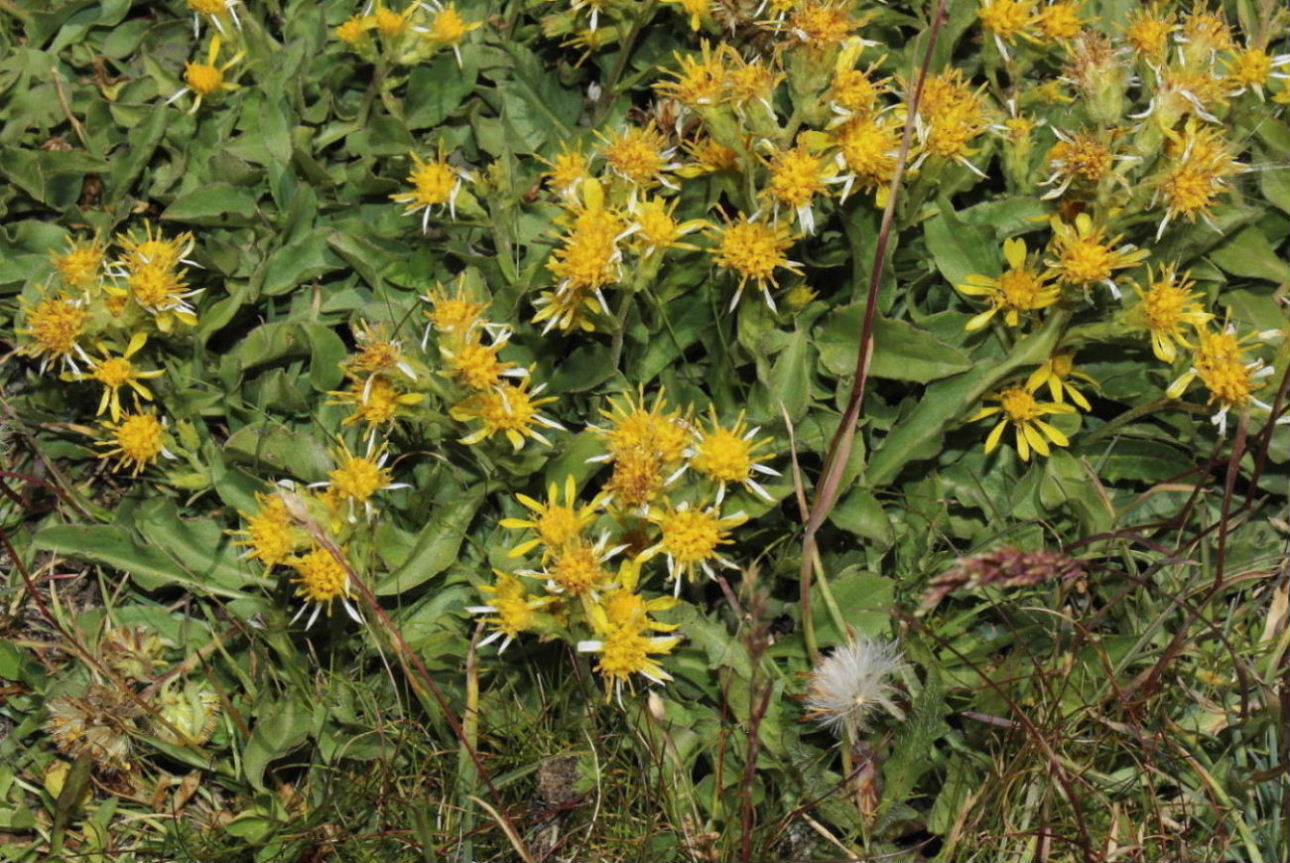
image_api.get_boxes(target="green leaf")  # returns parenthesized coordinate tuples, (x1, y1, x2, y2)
(816, 304, 973, 383)
(829, 488, 893, 548)
(261, 232, 342, 295)
(405, 52, 479, 130)
(878, 665, 948, 828)
(230, 322, 347, 391)
(811, 569, 892, 645)
(375, 487, 485, 595)
(223, 424, 333, 482)
(243, 697, 313, 791)
(1208, 225, 1290, 283)
(924, 206, 997, 287)
(163, 183, 259, 226)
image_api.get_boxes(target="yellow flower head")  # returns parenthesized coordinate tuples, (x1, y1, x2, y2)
(451, 380, 563, 450)
(978, 0, 1039, 54)
(970, 384, 1077, 461)
(624, 195, 708, 255)
(96, 410, 172, 476)
(232, 491, 305, 570)
(325, 441, 405, 521)
(1178, 7, 1233, 68)
(539, 145, 591, 200)
(957, 237, 1061, 329)
(655, 42, 727, 109)
(709, 213, 802, 311)
(335, 13, 373, 45)
(915, 69, 989, 165)
(391, 148, 469, 229)
(1154, 122, 1244, 238)
(116, 222, 197, 273)
(441, 328, 526, 391)
(644, 501, 748, 589)
(288, 545, 360, 629)
(16, 291, 89, 372)
(371, 1, 416, 39)
(1024, 351, 1095, 410)
(1042, 129, 1116, 198)
(500, 475, 601, 559)
(762, 140, 837, 234)
(1045, 214, 1148, 296)
(1034, 0, 1089, 42)
(1225, 46, 1281, 94)
(782, 0, 859, 50)
(468, 571, 555, 652)
(1122, 9, 1175, 61)
(53, 237, 106, 289)
(424, 281, 489, 339)
(591, 387, 692, 465)
(547, 178, 626, 301)
(65, 332, 165, 421)
(1131, 264, 1213, 363)
(834, 113, 902, 200)
(540, 535, 620, 598)
(660, 0, 709, 31)
(679, 136, 741, 176)
(603, 447, 667, 511)
(1167, 321, 1274, 434)
(578, 603, 681, 704)
(600, 124, 676, 188)
(829, 49, 890, 117)
(173, 35, 244, 113)
(688, 407, 778, 501)
(328, 375, 425, 433)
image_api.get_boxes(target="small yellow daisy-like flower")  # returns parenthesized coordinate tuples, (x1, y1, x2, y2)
(328, 375, 425, 434)
(16, 291, 90, 372)
(600, 124, 677, 189)
(534, 534, 623, 598)
(231, 491, 305, 570)
(115, 222, 197, 273)
(500, 475, 602, 559)
(1178, 8, 1233, 68)
(956, 237, 1061, 330)
(687, 407, 779, 502)
(1040, 129, 1119, 199)
(1131, 264, 1213, 363)
(187, 0, 242, 36)
(467, 571, 556, 652)
(915, 68, 989, 170)
(1224, 46, 1289, 96)
(970, 384, 1077, 461)
(603, 448, 667, 511)
(119, 261, 202, 331)
(96, 410, 173, 476)
(371, 1, 416, 40)
(1045, 214, 1149, 297)
(660, 0, 709, 31)
(343, 322, 418, 382)
(679, 136, 740, 177)
(65, 332, 165, 421)
(391, 148, 471, 229)
(761, 141, 838, 235)
(1034, 0, 1088, 42)
(1122, 8, 1174, 61)
(655, 43, 727, 109)
(441, 328, 527, 391)
(546, 179, 626, 307)
(52, 237, 106, 289)
(169, 35, 244, 113)
(781, 0, 858, 50)
(1167, 322, 1275, 435)
(328, 441, 408, 521)
(577, 603, 682, 704)
(834, 113, 902, 202)
(977, 0, 1039, 58)
(1154, 123, 1244, 238)
(288, 545, 361, 629)
(598, 556, 680, 632)
(422, 1, 482, 65)
(709, 213, 802, 311)
(335, 13, 373, 46)
(1025, 352, 1095, 411)
(590, 387, 692, 466)
(644, 501, 748, 590)
(531, 285, 603, 335)
(451, 380, 564, 450)
(423, 281, 489, 339)
(623, 195, 708, 256)
(539, 145, 591, 200)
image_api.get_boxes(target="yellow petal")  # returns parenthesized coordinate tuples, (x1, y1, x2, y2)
(1016, 425, 1031, 461)
(1035, 420, 1069, 447)
(1003, 237, 1026, 269)
(985, 419, 1008, 453)
(967, 308, 998, 331)
(1023, 423, 1050, 457)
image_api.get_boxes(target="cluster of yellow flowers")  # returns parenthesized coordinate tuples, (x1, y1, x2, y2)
(469, 388, 779, 700)
(333, 0, 481, 65)
(14, 226, 210, 475)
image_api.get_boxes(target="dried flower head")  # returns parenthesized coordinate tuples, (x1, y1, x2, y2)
(803, 637, 905, 742)
(918, 547, 1088, 614)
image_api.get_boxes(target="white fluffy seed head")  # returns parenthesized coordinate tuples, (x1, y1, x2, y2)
(803, 637, 905, 742)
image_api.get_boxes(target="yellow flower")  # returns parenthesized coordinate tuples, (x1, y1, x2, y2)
(781, 0, 859, 50)
(590, 387, 692, 465)
(956, 237, 1061, 329)
(422, 1, 481, 65)
(577, 602, 681, 704)
(187, 0, 242, 36)
(530, 285, 603, 334)
(343, 322, 418, 382)
(1034, 0, 1089, 42)
(115, 222, 197, 273)
(644, 501, 748, 589)
(96, 410, 173, 476)
(623, 195, 708, 256)
(679, 135, 741, 176)
(660, 0, 709, 31)
(231, 491, 305, 570)
(335, 13, 373, 46)
(1178, 8, 1233, 68)
(971, 384, 1077, 461)
(288, 545, 360, 629)
(761, 140, 838, 234)
(65, 332, 165, 421)
(468, 571, 556, 652)
(423, 280, 489, 339)
(1122, 8, 1174, 61)
(533, 534, 623, 598)
(1224, 46, 1289, 96)
(52, 237, 106, 289)
(500, 475, 602, 559)
(170, 35, 244, 113)
(371, 1, 416, 40)
(1045, 214, 1148, 297)
(546, 178, 626, 307)
(119, 261, 201, 330)
(828, 46, 890, 119)
(1041, 129, 1118, 199)
(538, 145, 591, 200)
(597, 556, 680, 632)
(977, 0, 1039, 58)
(1131, 264, 1213, 363)
(915, 69, 989, 171)
(323, 441, 407, 522)
(834, 113, 902, 202)
(709, 213, 802, 311)
(655, 42, 727, 108)
(1025, 352, 1095, 410)
(328, 375, 425, 434)
(1154, 122, 1244, 238)
(687, 407, 778, 501)
(390, 148, 471, 229)
(603, 448, 667, 511)
(451, 380, 563, 450)
(600, 124, 677, 189)
(1167, 323, 1275, 435)
(441, 329, 526, 391)
(16, 291, 90, 372)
